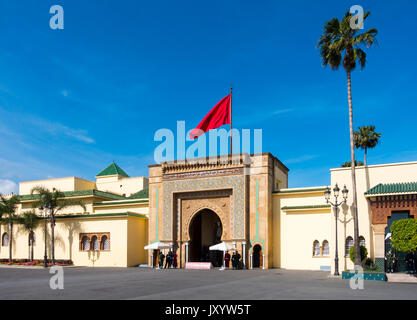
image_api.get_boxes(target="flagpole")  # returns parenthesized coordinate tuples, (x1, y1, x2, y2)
(230, 85, 233, 156)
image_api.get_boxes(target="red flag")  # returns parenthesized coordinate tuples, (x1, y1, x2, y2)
(189, 94, 231, 139)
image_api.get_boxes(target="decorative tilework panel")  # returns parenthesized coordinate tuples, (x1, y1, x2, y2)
(162, 175, 245, 240)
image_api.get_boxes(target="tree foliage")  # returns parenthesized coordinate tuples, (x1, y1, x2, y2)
(340, 160, 364, 168)
(353, 125, 381, 166)
(349, 245, 368, 263)
(0, 194, 20, 223)
(317, 11, 378, 72)
(391, 219, 417, 253)
(20, 210, 40, 232)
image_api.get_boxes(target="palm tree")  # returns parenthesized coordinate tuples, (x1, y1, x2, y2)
(317, 11, 378, 266)
(354, 125, 381, 166)
(20, 210, 39, 261)
(30, 187, 85, 265)
(341, 160, 364, 168)
(0, 194, 20, 262)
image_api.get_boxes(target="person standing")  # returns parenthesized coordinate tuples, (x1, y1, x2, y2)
(236, 251, 241, 270)
(165, 251, 172, 269)
(173, 251, 178, 268)
(159, 251, 165, 269)
(224, 251, 231, 269)
(385, 249, 394, 273)
(232, 251, 237, 270)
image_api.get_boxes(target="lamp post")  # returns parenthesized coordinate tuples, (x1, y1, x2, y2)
(40, 206, 48, 268)
(325, 184, 348, 276)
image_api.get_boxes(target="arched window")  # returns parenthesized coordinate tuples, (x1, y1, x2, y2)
(345, 236, 354, 256)
(91, 236, 99, 251)
(322, 240, 329, 256)
(28, 231, 36, 246)
(100, 235, 110, 250)
(313, 240, 320, 256)
(81, 236, 90, 251)
(2, 233, 9, 247)
(359, 236, 366, 247)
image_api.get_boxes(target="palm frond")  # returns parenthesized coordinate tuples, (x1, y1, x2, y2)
(317, 10, 378, 73)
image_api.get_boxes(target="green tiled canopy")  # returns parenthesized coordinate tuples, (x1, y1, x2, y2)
(96, 162, 129, 177)
(128, 188, 149, 199)
(365, 182, 417, 195)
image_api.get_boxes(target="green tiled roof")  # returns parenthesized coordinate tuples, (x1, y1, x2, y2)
(96, 162, 129, 177)
(365, 182, 417, 196)
(55, 212, 147, 219)
(128, 188, 149, 199)
(19, 189, 126, 201)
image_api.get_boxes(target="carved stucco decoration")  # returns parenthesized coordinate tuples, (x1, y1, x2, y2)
(370, 195, 417, 224)
(181, 196, 230, 242)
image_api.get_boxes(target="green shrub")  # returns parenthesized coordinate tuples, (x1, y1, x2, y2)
(364, 258, 378, 271)
(391, 219, 417, 253)
(349, 245, 368, 263)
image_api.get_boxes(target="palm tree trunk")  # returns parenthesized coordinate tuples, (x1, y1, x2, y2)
(51, 217, 55, 265)
(364, 147, 367, 167)
(347, 70, 361, 267)
(8, 222, 13, 263)
(30, 233, 34, 262)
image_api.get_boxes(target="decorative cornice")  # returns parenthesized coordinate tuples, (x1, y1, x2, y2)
(161, 155, 250, 176)
(274, 187, 328, 195)
(281, 204, 331, 210)
(163, 167, 244, 181)
(93, 199, 149, 207)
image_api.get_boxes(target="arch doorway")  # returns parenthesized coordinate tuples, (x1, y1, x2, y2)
(189, 209, 223, 267)
(252, 244, 262, 268)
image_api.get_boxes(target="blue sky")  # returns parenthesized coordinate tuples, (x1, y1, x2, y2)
(0, 0, 416, 194)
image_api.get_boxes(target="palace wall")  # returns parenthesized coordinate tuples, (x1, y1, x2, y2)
(0, 215, 147, 267)
(273, 187, 331, 271)
(330, 161, 417, 273)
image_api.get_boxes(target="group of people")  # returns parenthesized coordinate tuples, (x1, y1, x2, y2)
(224, 251, 241, 270)
(158, 250, 178, 269)
(385, 249, 416, 274)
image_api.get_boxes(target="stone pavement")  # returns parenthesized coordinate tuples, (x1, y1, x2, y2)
(0, 267, 416, 300)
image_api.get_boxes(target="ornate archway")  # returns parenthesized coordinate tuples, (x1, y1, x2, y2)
(188, 208, 223, 266)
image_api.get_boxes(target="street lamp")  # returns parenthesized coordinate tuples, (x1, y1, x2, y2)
(325, 184, 348, 276)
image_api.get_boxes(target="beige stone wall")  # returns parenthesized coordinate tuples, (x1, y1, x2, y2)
(96, 175, 148, 197)
(127, 216, 148, 266)
(273, 188, 331, 270)
(93, 202, 149, 215)
(19, 177, 96, 195)
(148, 165, 163, 248)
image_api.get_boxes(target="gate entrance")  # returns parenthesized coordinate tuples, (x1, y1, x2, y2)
(189, 209, 223, 267)
(385, 211, 411, 272)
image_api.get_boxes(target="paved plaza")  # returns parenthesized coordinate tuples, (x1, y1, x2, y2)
(0, 266, 416, 300)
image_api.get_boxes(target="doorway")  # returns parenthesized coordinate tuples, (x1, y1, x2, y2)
(189, 209, 223, 267)
(252, 244, 262, 268)
(385, 211, 411, 272)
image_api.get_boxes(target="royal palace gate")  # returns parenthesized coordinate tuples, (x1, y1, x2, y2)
(146, 153, 289, 269)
